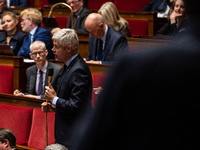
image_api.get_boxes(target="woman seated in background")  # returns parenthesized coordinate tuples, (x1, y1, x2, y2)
(156, 0, 188, 36)
(0, 11, 25, 55)
(98, 2, 131, 37)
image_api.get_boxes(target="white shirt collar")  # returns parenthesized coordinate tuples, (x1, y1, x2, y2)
(65, 54, 78, 67)
(101, 24, 108, 42)
(30, 26, 38, 36)
(37, 61, 48, 73)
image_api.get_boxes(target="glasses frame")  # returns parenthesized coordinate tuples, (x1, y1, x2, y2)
(31, 51, 45, 57)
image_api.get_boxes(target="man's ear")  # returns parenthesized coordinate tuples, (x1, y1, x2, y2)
(99, 23, 104, 28)
(45, 49, 48, 56)
(3, 139, 9, 148)
(29, 53, 33, 59)
(67, 45, 72, 52)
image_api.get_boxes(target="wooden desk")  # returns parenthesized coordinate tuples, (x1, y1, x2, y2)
(0, 93, 45, 109)
(127, 36, 172, 51)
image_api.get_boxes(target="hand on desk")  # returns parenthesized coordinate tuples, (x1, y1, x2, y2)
(13, 89, 23, 96)
(85, 60, 101, 64)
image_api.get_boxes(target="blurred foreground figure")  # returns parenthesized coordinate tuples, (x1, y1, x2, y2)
(45, 143, 68, 150)
(0, 128, 16, 150)
(73, 0, 200, 149)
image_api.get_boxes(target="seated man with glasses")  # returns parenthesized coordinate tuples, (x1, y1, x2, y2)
(51, 0, 91, 35)
(13, 41, 62, 99)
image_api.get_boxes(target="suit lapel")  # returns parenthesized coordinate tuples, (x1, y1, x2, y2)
(29, 67, 37, 94)
(103, 27, 111, 61)
(56, 55, 80, 93)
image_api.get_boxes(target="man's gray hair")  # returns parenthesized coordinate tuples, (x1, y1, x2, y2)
(45, 143, 68, 150)
(30, 41, 46, 52)
(52, 28, 79, 52)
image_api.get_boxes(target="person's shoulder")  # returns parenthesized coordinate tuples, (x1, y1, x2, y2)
(35, 27, 51, 37)
(48, 62, 63, 69)
(27, 64, 37, 73)
(108, 26, 127, 39)
(0, 31, 6, 39)
(15, 30, 26, 37)
(82, 7, 92, 13)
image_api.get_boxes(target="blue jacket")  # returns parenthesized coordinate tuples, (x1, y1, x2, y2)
(10, 0, 28, 7)
(17, 27, 54, 59)
(141, 0, 172, 12)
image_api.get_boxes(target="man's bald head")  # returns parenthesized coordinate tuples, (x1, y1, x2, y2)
(85, 13, 105, 39)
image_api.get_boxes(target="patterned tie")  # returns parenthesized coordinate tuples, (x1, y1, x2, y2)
(96, 39, 103, 61)
(38, 70, 43, 95)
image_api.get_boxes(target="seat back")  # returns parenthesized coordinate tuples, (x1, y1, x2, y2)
(0, 104, 33, 145)
(115, 0, 152, 11)
(28, 0, 35, 7)
(55, 16, 68, 28)
(40, 0, 50, 8)
(127, 19, 148, 37)
(88, 0, 115, 10)
(0, 65, 14, 94)
(27, 109, 55, 150)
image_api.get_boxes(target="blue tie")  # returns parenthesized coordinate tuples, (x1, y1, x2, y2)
(38, 70, 43, 95)
(96, 39, 103, 61)
(29, 33, 32, 44)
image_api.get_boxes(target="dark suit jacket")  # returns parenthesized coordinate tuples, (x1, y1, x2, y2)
(156, 20, 189, 36)
(141, 0, 172, 12)
(10, 0, 28, 7)
(67, 7, 91, 33)
(17, 27, 54, 59)
(55, 54, 92, 148)
(73, 27, 200, 150)
(87, 26, 128, 64)
(26, 62, 62, 98)
(0, 30, 25, 55)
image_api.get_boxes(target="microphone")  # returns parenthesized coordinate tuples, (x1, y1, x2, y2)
(48, 68, 54, 85)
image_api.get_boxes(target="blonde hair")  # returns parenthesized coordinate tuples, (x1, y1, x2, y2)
(20, 8, 42, 25)
(98, 2, 128, 31)
(1, 11, 19, 22)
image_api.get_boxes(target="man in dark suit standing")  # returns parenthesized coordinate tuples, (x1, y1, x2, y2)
(73, 0, 200, 149)
(14, 41, 62, 99)
(17, 8, 54, 59)
(41, 29, 92, 149)
(84, 13, 128, 64)
(51, 0, 91, 35)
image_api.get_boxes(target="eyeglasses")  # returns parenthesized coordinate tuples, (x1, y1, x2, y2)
(67, 0, 80, 5)
(31, 51, 45, 57)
